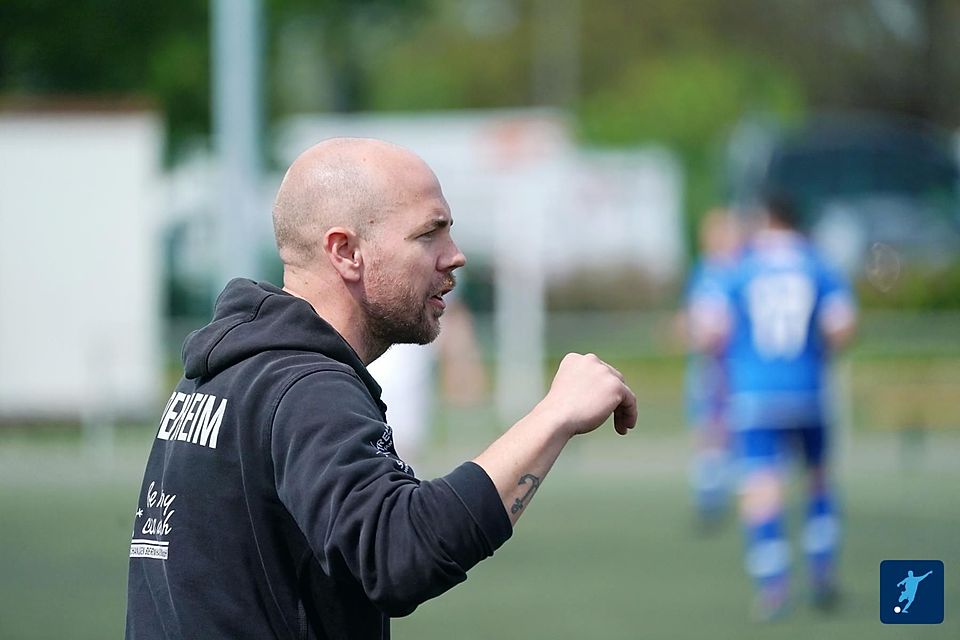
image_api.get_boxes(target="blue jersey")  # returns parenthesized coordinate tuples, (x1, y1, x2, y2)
(718, 231, 855, 429)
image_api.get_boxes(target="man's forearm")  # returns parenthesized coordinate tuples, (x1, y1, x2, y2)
(470, 352, 636, 526)
(472, 403, 570, 526)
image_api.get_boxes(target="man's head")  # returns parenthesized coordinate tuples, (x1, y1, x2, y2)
(273, 138, 466, 360)
(761, 191, 804, 231)
(698, 207, 740, 260)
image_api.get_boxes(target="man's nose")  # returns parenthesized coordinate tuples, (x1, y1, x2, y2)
(444, 239, 467, 271)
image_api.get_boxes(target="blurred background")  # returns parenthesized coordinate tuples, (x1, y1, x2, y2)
(1, 0, 958, 638)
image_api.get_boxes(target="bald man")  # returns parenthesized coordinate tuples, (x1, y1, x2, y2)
(125, 138, 637, 640)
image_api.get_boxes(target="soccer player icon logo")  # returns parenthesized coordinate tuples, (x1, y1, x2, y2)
(895, 570, 932, 614)
(880, 560, 944, 624)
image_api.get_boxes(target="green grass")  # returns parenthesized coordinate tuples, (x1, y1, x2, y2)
(0, 429, 957, 639)
(398, 433, 960, 640)
(0, 442, 147, 638)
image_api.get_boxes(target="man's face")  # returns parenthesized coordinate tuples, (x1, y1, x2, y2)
(360, 163, 465, 347)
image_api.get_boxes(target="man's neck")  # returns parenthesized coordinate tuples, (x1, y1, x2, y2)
(282, 270, 378, 365)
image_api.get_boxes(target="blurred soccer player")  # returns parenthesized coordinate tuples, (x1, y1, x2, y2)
(680, 208, 741, 529)
(692, 193, 856, 620)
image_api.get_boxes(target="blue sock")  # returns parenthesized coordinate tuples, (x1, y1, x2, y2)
(745, 517, 789, 591)
(804, 490, 839, 586)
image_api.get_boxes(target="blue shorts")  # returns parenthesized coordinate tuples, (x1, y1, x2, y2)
(735, 426, 827, 470)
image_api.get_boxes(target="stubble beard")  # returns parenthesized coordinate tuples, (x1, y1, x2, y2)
(360, 276, 444, 353)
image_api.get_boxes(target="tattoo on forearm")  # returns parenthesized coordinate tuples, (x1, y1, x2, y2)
(510, 473, 541, 514)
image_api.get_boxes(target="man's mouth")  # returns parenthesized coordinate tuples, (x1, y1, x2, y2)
(428, 293, 447, 309)
(429, 276, 456, 310)
(429, 284, 454, 309)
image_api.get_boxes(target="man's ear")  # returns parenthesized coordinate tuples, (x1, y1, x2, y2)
(323, 226, 363, 282)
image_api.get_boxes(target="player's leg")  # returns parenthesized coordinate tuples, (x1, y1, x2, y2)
(687, 360, 731, 529)
(690, 416, 730, 529)
(799, 424, 840, 609)
(736, 427, 790, 620)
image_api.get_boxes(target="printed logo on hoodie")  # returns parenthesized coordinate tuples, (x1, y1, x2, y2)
(129, 480, 177, 560)
(372, 424, 413, 475)
(156, 391, 229, 449)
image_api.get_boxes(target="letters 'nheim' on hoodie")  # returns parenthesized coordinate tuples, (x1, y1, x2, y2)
(125, 279, 512, 640)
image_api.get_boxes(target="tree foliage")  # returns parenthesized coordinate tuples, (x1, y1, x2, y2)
(0, 0, 210, 153)
(3, 0, 958, 162)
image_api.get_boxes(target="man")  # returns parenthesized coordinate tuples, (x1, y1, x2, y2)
(690, 193, 856, 620)
(125, 138, 637, 639)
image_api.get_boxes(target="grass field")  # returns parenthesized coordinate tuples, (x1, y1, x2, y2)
(0, 426, 957, 639)
(1, 310, 957, 638)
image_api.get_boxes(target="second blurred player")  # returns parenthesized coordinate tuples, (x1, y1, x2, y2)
(680, 208, 741, 530)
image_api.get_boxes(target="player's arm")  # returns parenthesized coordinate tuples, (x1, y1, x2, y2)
(819, 294, 856, 350)
(472, 353, 637, 526)
(920, 571, 932, 581)
(686, 277, 733, 354)
(818, 266, 857, 351)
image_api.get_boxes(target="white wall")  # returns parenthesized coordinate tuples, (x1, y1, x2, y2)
(0, 110, 163, 420)
(554, 147, 685, 283)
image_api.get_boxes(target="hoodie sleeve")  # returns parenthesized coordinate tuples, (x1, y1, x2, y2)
(270, 369, 512, 617)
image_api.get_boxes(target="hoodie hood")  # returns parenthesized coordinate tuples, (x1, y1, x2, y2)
(182, 278, 382, 404)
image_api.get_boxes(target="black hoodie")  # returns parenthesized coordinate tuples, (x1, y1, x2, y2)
(125, 279, 512, 640)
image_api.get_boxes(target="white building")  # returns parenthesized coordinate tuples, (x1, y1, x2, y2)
(0, 105, 163, 421)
